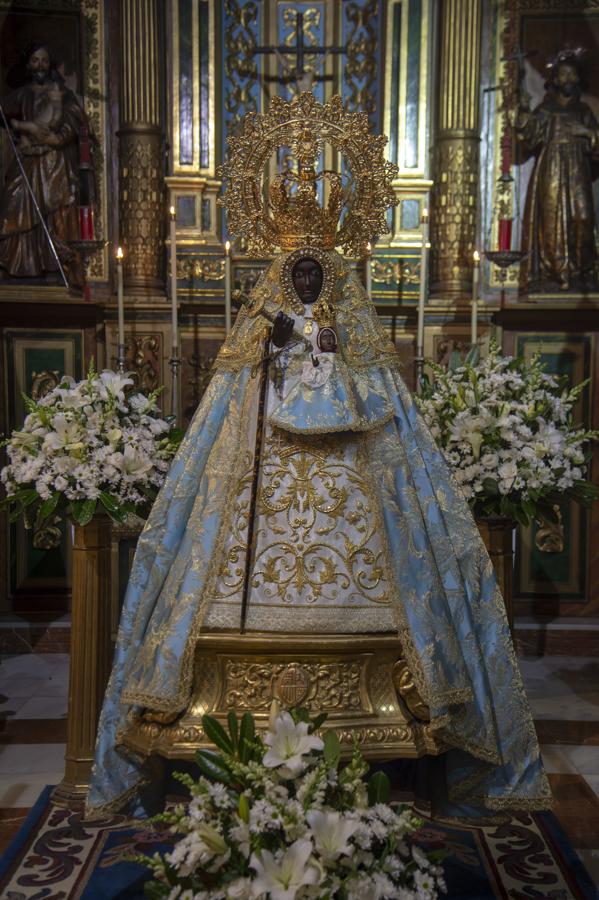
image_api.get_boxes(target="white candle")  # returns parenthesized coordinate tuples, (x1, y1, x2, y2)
(225, 240, 232, 334)
(365, 242, 372, 296)
(417, 208, 430, 356)
(471, 250, 480, 345)
(116, 246, 124, 351)
(169, 206, 178, 351)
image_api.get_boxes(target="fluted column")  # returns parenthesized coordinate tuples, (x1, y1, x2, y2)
(118, 0, 164, 293)
(430, 0, 482, 297)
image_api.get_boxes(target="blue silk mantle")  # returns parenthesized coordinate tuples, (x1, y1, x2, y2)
(87, 251, 551, 820)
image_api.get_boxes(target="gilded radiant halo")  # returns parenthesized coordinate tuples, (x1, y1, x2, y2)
(219, 92, 399, 258)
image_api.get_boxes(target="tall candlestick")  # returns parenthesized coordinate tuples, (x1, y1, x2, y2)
(116, 246, 125, 373)
(471, 250, 480, 345)
(169, 206, 179, 350)
(365, 242, 372, 296)
(225, 240, 232, 334)
(416, 207, 430, 389)
(169, 205, 180, 425)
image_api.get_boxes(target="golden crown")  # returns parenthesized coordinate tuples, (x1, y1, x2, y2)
(219, 93, 398, 257)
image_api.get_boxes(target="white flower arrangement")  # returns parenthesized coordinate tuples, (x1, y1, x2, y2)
(1, 364, 181, 528)
(139, 707, 445, 899)
(416, 343, 599, 525)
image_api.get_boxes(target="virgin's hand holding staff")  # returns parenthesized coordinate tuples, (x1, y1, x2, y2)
(232, 288, 312, 351)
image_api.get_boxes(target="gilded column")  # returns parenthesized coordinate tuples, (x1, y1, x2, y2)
(430, 0, 482, 297)
(119, 0, 164, 293)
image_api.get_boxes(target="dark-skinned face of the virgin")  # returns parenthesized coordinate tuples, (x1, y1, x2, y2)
(291, 257, 323, 305)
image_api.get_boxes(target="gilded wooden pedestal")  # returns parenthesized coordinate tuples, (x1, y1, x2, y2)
(476, 516, 515, 631)
(123, 633, 444, 762)
(52, 517, 112, 808)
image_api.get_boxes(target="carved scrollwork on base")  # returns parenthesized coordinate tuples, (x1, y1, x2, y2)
(223, 659, 364, 712)
(122, 635, 443, 761)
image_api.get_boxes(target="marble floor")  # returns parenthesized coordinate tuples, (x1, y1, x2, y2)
(0, 634, 598, 890)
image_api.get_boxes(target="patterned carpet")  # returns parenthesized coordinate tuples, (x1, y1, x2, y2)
(0, 787, 597, 899)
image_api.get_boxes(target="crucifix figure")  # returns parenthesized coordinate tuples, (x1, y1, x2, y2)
(254, 11, 347, 92)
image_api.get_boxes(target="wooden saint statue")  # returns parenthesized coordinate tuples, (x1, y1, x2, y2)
(0, 42, 89, 284)
(516, 50, 599, 292)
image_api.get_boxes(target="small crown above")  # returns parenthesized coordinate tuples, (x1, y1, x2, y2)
(270, 169, 343, 251)
(219, 93, 398, 257)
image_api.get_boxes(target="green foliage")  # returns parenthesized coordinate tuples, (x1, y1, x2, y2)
(323, 730, 341, 769)
(368, 770, 391, 804)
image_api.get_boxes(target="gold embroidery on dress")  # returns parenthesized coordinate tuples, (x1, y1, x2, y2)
(212, 429, 392, 608)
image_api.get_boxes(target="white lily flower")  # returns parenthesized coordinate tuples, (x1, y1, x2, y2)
(263, 711, 324, 778)
(250, 839, 319, 899)
(305, 809, 357, 860)
(122, 445, 153, 477)
(10, 430, 40, 448)
(43, 414, 85, 453)
(99, 370, 134, 395)
(195, 822, 228, 855)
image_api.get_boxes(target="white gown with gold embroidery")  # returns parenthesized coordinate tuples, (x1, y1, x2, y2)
(206, 306, 396, 633)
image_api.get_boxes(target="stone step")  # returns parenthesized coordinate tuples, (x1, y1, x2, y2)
(514, 617, 599, 657)
(0, 615, 70, 655)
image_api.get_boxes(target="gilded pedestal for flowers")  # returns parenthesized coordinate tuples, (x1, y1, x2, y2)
(476, 515, 515, 631)
(52, 516, 112, 808)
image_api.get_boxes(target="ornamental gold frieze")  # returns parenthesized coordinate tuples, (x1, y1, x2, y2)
(125, 714, 441, 761)
(176, 257, 226, 281)
(121, 634, 443, 761)
(372, 259, 420, 286)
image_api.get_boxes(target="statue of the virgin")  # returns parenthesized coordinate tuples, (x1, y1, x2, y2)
(86, 94, 551, 821)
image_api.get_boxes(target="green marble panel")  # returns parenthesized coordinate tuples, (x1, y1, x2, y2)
(4, 330, 83, 603)
(515, 334, 591, 601)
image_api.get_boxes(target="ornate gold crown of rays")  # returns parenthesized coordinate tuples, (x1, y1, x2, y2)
(219, 93, 398, 257)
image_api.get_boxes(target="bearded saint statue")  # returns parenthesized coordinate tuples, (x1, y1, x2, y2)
(516, 50, 599, 292)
